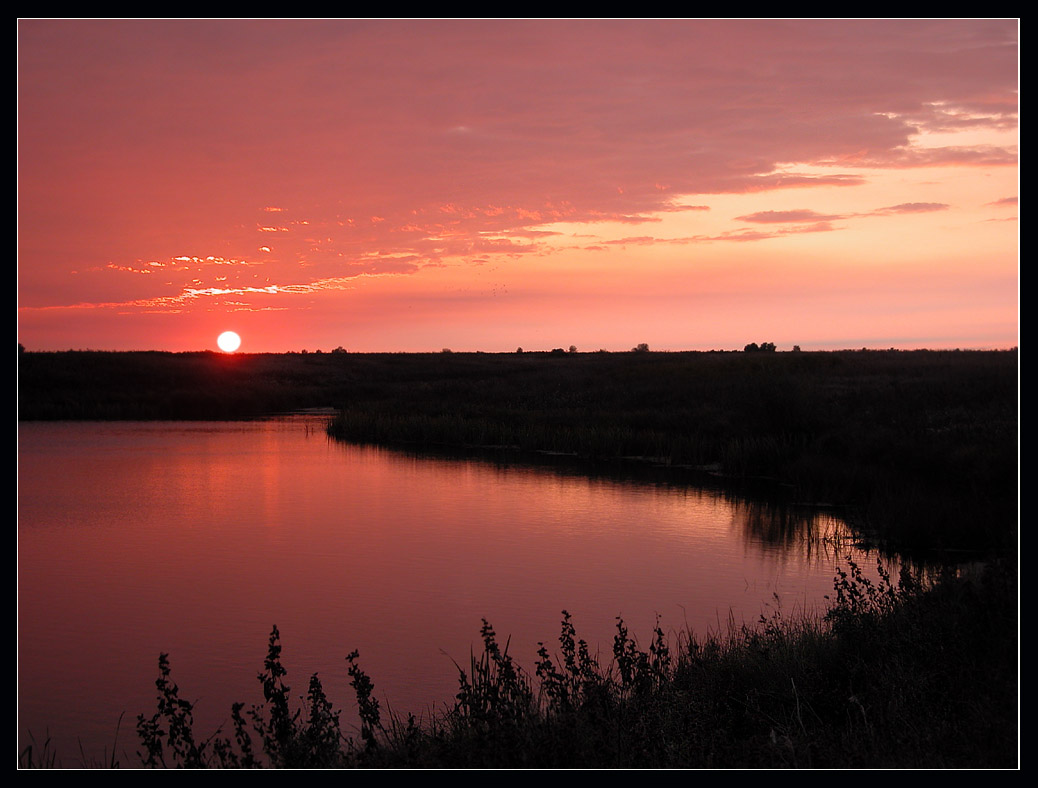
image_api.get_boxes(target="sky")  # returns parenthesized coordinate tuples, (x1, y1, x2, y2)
(17, 19, 1019, 353)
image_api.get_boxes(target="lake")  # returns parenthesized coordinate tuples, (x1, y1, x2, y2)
(18, 416, 886, 764)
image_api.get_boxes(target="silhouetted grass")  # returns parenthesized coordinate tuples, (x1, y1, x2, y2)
(127, 559, 1016, 768)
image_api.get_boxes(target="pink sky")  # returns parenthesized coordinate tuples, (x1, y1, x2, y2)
(17, 19, 1018, 353)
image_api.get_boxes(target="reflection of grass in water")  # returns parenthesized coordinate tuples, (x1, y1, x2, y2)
(116, 559, 1014, 769)
(734, 499, 832, 548)
(731, 501, 886, 571)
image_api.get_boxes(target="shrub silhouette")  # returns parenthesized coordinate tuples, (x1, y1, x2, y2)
(744, 342, 776, 352)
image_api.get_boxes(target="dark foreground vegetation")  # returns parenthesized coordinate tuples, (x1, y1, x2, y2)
(18, 348, 1018, 767)
(20, 558, 1015, 768)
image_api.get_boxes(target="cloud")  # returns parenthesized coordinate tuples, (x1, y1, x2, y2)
(589, 223, 843, 246)
(838, 145, 1017, 169)
(18, 19, 1018, 316)
(870, 202, 950, 215)
(604, 236, 658, 246)
(735, 210, 846, 224)
(659, 203, 711, 212)
(704, 223, 839, 242)
(740, 173, 867, 191)
(730, 201, 950, 231)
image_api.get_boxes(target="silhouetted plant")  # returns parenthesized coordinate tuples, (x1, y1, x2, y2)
(18, 730, 58, 768)
(824, 557, 920, 635)
(124, 563, 1014, 769)
(223, 702, 261, 768)
(451, 620, 534, 728)
(605, 614, 673, 700)
(613, 617, 653, 696)
(136, 653, 207, 768)
(137, 627, 352, 768)
(536, 610, 604, 711)
(250, 625, 299, 762)
(300, 673, 344, 765)
(346, 650, 381, 750)
(648, 615, 672, 686)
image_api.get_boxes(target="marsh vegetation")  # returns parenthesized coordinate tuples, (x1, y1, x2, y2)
(100, 557, 1014, 768)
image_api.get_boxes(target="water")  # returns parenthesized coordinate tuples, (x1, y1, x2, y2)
(18, 416, 881, 764)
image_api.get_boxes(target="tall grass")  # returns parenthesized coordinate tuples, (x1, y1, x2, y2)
(128, 559, 1016, 768)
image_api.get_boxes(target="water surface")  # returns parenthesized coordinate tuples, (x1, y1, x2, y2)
(19, 416, 880, 763)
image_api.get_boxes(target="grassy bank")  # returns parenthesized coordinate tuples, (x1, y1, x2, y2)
(19, 348, 1018, 552)
(323, 349, 1018, 554)
(87, 557, 1015, 769)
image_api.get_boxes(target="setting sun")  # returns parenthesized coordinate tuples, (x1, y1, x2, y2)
(217, 331, 241, 352)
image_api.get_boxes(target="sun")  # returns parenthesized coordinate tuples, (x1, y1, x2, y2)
(217, 331, 242, 353)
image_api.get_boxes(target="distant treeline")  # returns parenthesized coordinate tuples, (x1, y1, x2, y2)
(18, 348, 1018, 552)
(18, 349, 353, 420)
